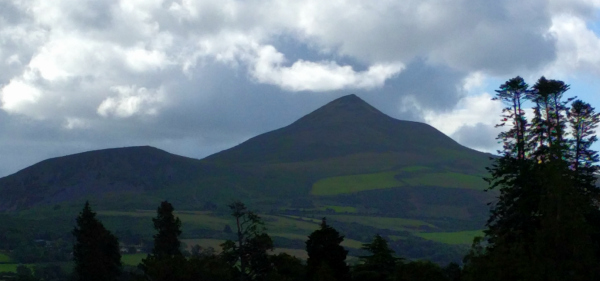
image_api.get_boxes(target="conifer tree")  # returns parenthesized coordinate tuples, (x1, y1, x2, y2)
(306, 218, 349, 281)
(464, 76, 600, 281)
(140, 201, 186, 281)
(353, 234, 399, 281)
(72, 201, 121, 281)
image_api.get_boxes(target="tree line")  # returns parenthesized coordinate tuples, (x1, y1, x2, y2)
(54, 200, 457, 281)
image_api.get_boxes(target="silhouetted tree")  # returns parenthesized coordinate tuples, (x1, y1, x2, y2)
(140, 201, 186, 281)
(306, 218, 349, 281)
(464, 76, 600, 281)
(72, 201, 121, 281)
(264, 253, 306, 281)
(221, 201, 273, 281)
(398, 260, 448, 281)
(352, 234, 399, 281)
(187, 253, 235, 281)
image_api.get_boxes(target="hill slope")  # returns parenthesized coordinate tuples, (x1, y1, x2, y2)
(0, 94, 494, 220)
(0, 146, 219, 210)
(205, 94, 483, 165)
(0, 94, 499, 264)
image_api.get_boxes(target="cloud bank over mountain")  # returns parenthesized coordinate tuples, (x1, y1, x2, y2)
(0, 0, 599, 176)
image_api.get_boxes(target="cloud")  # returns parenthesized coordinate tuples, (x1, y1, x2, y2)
(97, 85, 165, 118)
(0, 0, 598, 175)
(424, 92, 503, 151)
(545, 14, 600, 77)
(250, 45, 404, 91)
(452, 123, 502, 153)
(0, 78, 42, 115)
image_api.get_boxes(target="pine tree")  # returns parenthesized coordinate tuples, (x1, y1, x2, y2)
(353, 234, 399, 281)
(72, 201, 121, 281)
(306, 218, 349, 281)
(464, 76, 600, 281)
(140, 201, 186, 281)
(151, 201, 182, 258)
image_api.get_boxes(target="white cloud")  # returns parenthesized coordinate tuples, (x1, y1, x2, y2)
(424, 93, 502, 136)
(0, 78, 42, 115)
(545, 14, 600, 76)
(462, 72, 486, 93)
(423, 92, 504, 152)
(63, 117, 89, 130)
(0, 0, 578, 122)
(97, 85, 165, 118)
(250, 45, 404, 91)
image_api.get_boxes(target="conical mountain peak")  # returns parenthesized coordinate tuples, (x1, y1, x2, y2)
(205, 94, 473, 164)
(290, 94, 392, 129)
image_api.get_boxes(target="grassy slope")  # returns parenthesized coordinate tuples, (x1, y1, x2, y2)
(327, 215, 435, 232)
(121, 253, 146, 266)
(403, 172, 487, 191)
(0, 253, 11, 263)
(415, 230, 484, 245)
(312, 171, 401, 196)
(311, 168, 487, 196)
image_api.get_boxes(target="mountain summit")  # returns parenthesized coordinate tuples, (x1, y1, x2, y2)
(0, 94, 491, 214)
(290, 94, 390, 128)
(204, 94, 473, 164)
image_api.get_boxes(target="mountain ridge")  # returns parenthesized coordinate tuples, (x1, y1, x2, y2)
(0, 94, 493, 216)
(203, 94, 482, 165)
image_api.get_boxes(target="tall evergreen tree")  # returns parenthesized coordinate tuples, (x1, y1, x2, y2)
(221, 201, 273, 281)
(353, 234, 399, 281)
(72, 201, 121, 281)
(140, 201, 186, 281)
(306, 218, 349, 281)
(464, 76, 600, 281)
(150, 201, 182, 258)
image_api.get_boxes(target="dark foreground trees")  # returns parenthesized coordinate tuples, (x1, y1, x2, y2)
(140, 201, 187, 281)
(63, 199, 469, 281)
(72, 201, 121, 281)
(352, 234, 399, 281)
(306, 218, 349, 281)
(221, 201, 274, 281)
(463, 76, 600, 281)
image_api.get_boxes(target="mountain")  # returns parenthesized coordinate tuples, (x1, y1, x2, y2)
(0, 94, 495, 218)
(0, 94, 498, 264)
(205, 94, 475, 164)
(0, 146, 223, 211)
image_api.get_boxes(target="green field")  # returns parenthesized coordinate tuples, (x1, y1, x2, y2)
(281, 206, 357, 213)
(0, 252, 12, 263)
(121, 253, 146, 266)
(311, 171, 402, 196)
(404, 172, 486, 190)
(400, 166, 431, 172)
(416, 230, 484, 245)
(0, 264, 34, 273)
(98, 210, 231, 231)
(318, 205, 357, 213)
(328, 215, 435, 232)
(263, 215, 321, 234)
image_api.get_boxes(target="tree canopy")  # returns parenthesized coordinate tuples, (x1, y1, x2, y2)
(306, 218, 349, 281)
(464, 76, 600, 281)
(72, 201, 121, 281)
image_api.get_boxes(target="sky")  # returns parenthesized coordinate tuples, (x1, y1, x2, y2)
(1, 0, 600, 177)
